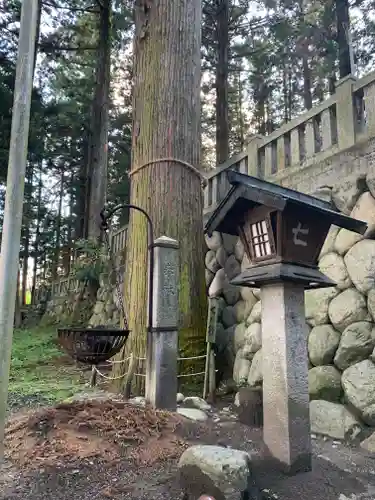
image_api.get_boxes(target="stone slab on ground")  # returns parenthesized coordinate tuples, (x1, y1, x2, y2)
(178, 445, 262, 500)
(177, 407, 208, 422)
(310, 400, 363, 440)
(182, 396, 212, 412)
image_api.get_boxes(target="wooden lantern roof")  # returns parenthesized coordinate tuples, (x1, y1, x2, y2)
(204, 170, 367, 238)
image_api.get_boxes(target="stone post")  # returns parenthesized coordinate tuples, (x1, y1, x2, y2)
(335, 74, 356, 149)
(261, 282, 311, 474)
(147, 235, 179, 410)
(246, 134, 263, 176)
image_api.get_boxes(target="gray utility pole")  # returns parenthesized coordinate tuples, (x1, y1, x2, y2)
(0, 0, 39, 461)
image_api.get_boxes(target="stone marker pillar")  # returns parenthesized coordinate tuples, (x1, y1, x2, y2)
(261, 282, 311, 474)
(147, 235, 179, 411)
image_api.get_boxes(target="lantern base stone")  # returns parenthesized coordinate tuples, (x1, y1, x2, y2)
(261, 282, 312, 475)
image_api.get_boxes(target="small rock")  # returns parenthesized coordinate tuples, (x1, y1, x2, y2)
(216, 246, 227, 268)
(310, 400, 362, 440)
(205, 232, 222, 252)
(222, 234, 238, 254)
(234, 323, 247, 352)
(308, 324, 341, 366)
(205, 269, 214, 288)
(247, 349, 262, 387)
(319, 252, 352, 289)
(208, 269, 227, 298)
(328, 288, 369, 332)
(222, 306, 236, 328)
(243, 323, 262, 360)
(222, 285, 240, 306)
(349, 192, 375, 238)
(308, 365, 342, 402)
(320, 225, 340, 258)
(233, 350, 251, 386)
(367, 289, 375, 321)
(240, 287, 258, 306)
(235, 238, 245, 261)
(205, 250, 220, 274)
(224, 254, 241, 281)
(234, 300, 253, 323)
(178, 445, 253, 499)
(234, 392, 240, 407)
(342, 360, 375, 426)
(331, 173, 366, 215)
(177, 408, 208, 422)
(312, 186, 332, 203)
(305, 287, 339, 326)
(334, 322, 375, 371)
(345, 240, 375, 295)
(183, 396, 211, 412)
(128, 396, 146, 407)
(177, 392, 185, 403)
(246, 301, 261, 325)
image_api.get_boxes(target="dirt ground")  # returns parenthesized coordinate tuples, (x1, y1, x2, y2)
(2, 397, 375, 500)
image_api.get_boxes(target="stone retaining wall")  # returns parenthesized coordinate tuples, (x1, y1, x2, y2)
(42, 254, 125, 328)
(42, 287, 96, 326)
(205, 170, 375, 429)
(88, 269, 123, 327)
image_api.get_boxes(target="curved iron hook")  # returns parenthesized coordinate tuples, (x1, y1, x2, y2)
(99, 203, 155, 394)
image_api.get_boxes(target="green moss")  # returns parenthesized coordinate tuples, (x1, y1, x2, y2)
(9, 327, 84, 403)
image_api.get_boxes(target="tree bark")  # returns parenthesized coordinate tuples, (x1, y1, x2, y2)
(86, 0, 111, 240)
(31, 174, 42, 304)
(335, 0, 351, 78)
(21, 166, 33, 305)
(52, 169, 64, 280)
(112, 0, 207, 394)
(302, 55, 313, 110)
(215, 0, 229, 165)
(14, 270, 22, 328)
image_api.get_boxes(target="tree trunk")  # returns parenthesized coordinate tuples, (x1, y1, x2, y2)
(215, 0, 229, 165)
(31, 175, 42, 304)
(21, 230, 29, 305)
(302, 55, 313, 110)
(52, 170, 64, 280)
(335, 0, 351, 78)
(86, 0, 111, 240)
(237, 70, 244, 150)
(64, 170, 75, 275)
(76, 142, 88, 240)
(22, 166, 33, 305)
(14, 270, 22, 328)
(112, 0, 207, 394)
(282, 62, 289, 122)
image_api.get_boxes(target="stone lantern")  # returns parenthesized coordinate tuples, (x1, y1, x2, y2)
(205, 170, 367, 474)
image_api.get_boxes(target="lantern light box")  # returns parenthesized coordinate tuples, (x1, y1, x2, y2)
(205, 170, 367, 289)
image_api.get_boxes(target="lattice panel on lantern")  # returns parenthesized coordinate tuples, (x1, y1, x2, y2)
(251, 220, 272, 258)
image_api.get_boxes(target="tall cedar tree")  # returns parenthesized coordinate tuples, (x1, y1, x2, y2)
(112, 0, 207, 393)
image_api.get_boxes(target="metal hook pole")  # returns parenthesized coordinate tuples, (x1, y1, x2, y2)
(100, 204, 155, 397)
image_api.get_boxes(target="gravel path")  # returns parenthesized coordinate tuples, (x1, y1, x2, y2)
(2, 398, 375, 500)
